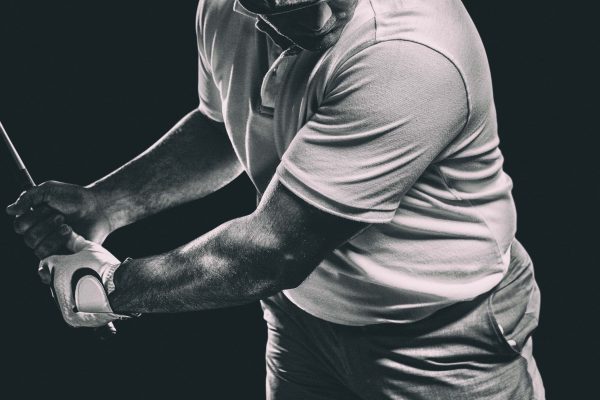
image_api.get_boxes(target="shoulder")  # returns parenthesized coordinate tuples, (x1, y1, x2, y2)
(196, 0, 238, 37)
(327, 40, 467, 112)
(314, 1, 474, 120)
(196, 0, 256, 67)
(196, 0, 235, 20)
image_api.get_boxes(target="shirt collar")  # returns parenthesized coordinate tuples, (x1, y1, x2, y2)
(233, 0, 299, 51)
(233, 0, 258, 18)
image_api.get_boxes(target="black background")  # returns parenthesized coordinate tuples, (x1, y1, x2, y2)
(0, 1, 594, 399)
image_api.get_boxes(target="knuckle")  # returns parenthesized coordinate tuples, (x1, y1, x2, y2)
(52, 213, 64, 225)
(33, 247, 46, 259)
(53, 233, 69, 249)
(40, 180, 58, 193)
(13, 218, 24, 234)
(59, 224, 71, 236)
(14, 190, 35, 209)
(22, 188, 36, 199)
(41, 242, 57, 256)
(26, 225, 55, 249)
(24, 235, 37, 249)
(36, 204, 51, 214)
(35, 239, 57, 259)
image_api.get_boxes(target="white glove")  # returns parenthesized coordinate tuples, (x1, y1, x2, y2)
(40, 232, 130, 328)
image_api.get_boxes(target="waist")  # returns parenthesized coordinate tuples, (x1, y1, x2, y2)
(284, 238, 531, 325)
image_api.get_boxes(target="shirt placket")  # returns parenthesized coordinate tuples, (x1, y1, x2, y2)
(258, 48, 294, 116)
(246, 47, 297, 193)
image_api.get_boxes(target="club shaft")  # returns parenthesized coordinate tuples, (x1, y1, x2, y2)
(0, 121, 36, 189)
(1, 120, 117, 338)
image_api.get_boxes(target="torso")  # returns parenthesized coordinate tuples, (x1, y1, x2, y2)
(197, 0, 519, 325)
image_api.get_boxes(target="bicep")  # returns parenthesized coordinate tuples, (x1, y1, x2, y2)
(250, 178, 369, 288)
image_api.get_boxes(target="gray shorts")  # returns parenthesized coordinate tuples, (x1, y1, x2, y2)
(261, 240, 545, 400)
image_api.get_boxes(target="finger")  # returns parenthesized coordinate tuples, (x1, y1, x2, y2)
(22, 213, 65, 249)
(5, 190, 27, 215)
(33, 224, 72, 259)
(38, 256, 55, 285)
(12, 204, 55, 233)
(38, 255, 56, 274)
(50, 267, 78, 327)
(66, 232, 90, 253)
(38, 264, 51, 285)
(6, 181, 77, 216)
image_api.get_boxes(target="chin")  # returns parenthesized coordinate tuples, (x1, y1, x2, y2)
(291, 30, 341, 52)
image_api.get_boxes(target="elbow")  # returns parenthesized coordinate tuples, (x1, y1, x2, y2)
(268, 252, 318, 292)
(274, 272, 304, 292)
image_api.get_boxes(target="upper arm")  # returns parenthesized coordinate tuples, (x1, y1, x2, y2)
(277, 40, 469, 223)
(247, 41, 468, 287)
(249, 178, 369, 289)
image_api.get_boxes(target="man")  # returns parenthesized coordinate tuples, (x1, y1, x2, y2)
(7, 0, 545, 398)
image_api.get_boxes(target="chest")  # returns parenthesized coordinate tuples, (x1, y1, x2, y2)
(212, 27, 326, 191)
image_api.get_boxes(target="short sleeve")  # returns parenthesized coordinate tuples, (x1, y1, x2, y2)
(196, 0, 224, 122)
(277, 40, 469, 223)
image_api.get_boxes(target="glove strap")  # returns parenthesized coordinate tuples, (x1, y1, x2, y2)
(102, 257, 132, 295)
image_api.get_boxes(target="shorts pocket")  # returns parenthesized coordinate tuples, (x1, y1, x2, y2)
(486, 242, 541, 355)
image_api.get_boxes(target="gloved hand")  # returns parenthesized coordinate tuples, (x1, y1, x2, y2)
(40, 232, 130, 328)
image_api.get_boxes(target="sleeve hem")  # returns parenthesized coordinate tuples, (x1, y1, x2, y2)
(277, 165, 395, 224)
(198, 102, 224, 123)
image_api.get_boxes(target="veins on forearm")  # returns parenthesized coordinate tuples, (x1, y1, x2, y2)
(107, 217, 289, 314)
(87, 110, 241, 230)
(105, 181, 366, 314)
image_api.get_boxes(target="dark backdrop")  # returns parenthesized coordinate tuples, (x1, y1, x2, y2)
(0, 1, 594, 399)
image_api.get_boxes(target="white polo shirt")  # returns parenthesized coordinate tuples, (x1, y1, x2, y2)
(196, 0, 517, 325)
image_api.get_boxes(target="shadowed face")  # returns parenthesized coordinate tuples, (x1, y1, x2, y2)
(257, 0, 359, 51)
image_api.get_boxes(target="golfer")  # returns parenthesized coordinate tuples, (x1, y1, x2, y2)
(7, 1, 545, 398)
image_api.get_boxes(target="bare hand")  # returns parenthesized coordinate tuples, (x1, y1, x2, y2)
(6, 180, 112, 260)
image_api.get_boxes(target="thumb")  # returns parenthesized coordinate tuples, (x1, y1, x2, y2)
(6, 181, 83, 216)
(6, 186, 47, 215)
(39, 254, 61, 274)
(66, 232, 93, 253)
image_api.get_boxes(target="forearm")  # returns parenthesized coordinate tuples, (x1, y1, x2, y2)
(105, 180, 367, 314)
(88, 109, 242, 231)
(108, 215, 305, 313)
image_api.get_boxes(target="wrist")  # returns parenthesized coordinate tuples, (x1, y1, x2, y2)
(101, 257, 130, 295)
(86, 181, 133, 231)
(104, 257, 143, 316)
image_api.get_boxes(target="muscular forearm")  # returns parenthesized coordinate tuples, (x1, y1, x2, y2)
(88, 109, 242, 231)
(108, 215, 308, 314)
(105, 180, 367, 314)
